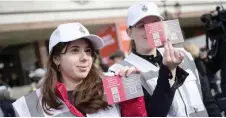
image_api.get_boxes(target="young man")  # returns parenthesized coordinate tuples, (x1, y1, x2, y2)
(109, 2, 221, 117)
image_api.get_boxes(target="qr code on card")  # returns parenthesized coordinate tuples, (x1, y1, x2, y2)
(129, 86, 137, 94)
(111, 87, 119, 94)
(154, 39, 162, 46)
(113, 94, 120, 102)
(170, 33, 177, 40)
(153, 32, 160, 39)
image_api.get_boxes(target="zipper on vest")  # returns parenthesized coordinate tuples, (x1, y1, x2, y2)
(178, 89, 189, 117)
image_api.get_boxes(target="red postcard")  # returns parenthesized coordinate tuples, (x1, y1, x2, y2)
(102, 74, 144, 105)
(145, 19, 184, 48)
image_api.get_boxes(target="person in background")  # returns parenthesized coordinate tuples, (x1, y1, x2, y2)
(0, 75, 15, 117)
(96, 54, 109, 73)
(109, 50, 125, 64)
(184, 43, 222, 116)
(184, 43, 207, 76)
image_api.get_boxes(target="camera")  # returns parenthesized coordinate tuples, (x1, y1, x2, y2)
(201, 6, 226, 59)
(201, 6, 226, 40)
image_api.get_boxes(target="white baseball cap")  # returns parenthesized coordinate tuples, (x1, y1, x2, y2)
(49, 22, 104, 54)
(127, 2, 164, 28)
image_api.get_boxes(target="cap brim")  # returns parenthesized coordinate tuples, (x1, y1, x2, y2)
(49, 34, 104, 55)
(130, 14, 164, 27)
(82, 34, 104, 49)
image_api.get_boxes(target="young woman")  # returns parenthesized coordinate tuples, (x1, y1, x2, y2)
(12, 22, 185, 117)
(12, 23, 122, 117)
(109, 2, 212, 117)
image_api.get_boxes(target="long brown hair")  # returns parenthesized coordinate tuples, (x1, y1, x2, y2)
(41, 39, 110, 115)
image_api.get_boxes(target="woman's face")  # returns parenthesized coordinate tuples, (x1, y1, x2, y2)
(128, 16, 160, 52)
(54, 39, 93, 82)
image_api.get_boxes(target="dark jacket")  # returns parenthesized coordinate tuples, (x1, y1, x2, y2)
(134, 50, 188, 117)
(135, 50, 221, 117)
(194, 58, 222, 117)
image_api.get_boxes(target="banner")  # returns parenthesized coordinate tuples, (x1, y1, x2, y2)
(118, 23, 131, 55)
(96, 25, 119, 64)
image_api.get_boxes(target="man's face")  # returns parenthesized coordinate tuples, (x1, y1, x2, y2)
(128, 16, 161, 51)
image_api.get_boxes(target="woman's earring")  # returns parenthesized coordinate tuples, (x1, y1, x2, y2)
(57, 64, 61, 72)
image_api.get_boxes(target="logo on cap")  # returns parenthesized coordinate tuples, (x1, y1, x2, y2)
(79, 27, 85, 34)
(141, 5, 148, 12)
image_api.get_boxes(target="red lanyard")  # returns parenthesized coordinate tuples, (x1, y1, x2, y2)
(55, 82, 85, 117)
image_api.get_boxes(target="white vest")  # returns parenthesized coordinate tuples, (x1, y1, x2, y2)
(13, 89, 121, 117)
(109, 48, 208, 117)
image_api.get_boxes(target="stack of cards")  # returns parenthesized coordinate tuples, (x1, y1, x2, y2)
(145, 19, 184, 48)
(102, 74, 144, 105)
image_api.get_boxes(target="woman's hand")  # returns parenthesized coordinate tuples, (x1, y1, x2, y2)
(163, 41, 184, 71)
(115, 66, 140, 77)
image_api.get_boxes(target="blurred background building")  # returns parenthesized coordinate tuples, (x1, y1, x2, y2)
(0, 0, 226, 87)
